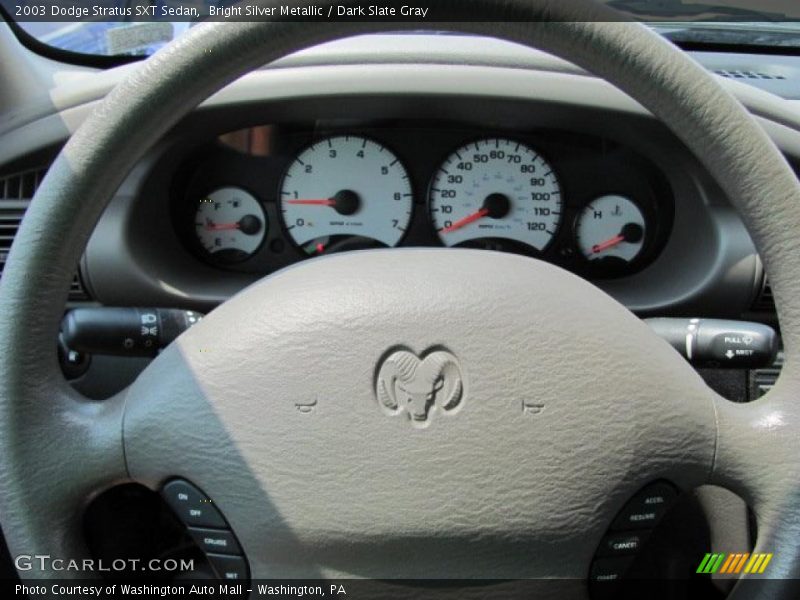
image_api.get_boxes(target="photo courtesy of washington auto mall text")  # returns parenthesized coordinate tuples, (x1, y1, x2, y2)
(16, 583, 350, 598)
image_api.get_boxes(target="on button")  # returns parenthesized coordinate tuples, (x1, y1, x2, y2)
(162, 480, 227, 529)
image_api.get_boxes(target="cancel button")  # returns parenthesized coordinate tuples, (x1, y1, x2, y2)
(597, 531, 650, 557)
(188, 527, 242, 555)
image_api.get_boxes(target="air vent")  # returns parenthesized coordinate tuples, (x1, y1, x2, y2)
(695, 55, 800, 99)
(749, 352, 784, 401)
(714, 69, 787, 81)
(69, 273, 89, 301)
(0, 166, 89, 301)
(752, 277, 775, 313)
(0, 205, 26, 278)
(0, 167, 47, 200)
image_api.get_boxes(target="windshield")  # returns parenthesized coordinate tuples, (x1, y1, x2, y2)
(4, 0, 800, 58)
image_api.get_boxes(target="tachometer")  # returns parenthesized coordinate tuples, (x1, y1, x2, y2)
(279, 136, 413, 252)
(430, 138, 562, 251)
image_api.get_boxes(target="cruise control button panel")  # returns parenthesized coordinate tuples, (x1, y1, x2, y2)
(161, 479, 249, 582)
(589, 481, 679, 598)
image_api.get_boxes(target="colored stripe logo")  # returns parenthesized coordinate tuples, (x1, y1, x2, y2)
(697, 552, 773, 574)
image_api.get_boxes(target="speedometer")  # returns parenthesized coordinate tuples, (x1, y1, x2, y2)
(430, 138, 562, 251)
(279, 135, 413, 252)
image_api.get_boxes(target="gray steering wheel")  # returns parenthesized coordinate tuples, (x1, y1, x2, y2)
(2, 1, 800, 597)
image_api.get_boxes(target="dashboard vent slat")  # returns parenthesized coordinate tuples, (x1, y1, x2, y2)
(0, 206, 26, 280)
(69, 273, 89, 301)
(0, 166, 90, 301)
(750, 352, 784, 401)
(0, 168, 49, 201)
(752, 277, 775, 313)
(714, 69, 787, 81)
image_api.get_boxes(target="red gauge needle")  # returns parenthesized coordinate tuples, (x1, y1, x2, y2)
(204, 222, 240, 231)
(591, 234, 625, 254)
(285, 198, 336, 206)
(441, 207, 490, 233)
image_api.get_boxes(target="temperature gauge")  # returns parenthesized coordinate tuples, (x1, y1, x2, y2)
(194, 187, 266, 264)
(575, 195, 646, 264)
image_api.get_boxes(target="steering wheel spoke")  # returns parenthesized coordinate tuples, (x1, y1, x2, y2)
(710, 374, 800, 589)
(0, 382, 126, 578)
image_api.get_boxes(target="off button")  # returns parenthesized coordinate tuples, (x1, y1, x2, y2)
(162, 479, 227, 529)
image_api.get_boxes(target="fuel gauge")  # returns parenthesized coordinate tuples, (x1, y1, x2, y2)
(575, 195, 646, 264)
(194, 187, 266, 264)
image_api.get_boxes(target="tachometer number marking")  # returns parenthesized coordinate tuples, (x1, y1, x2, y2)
(279, 136, 413, 250)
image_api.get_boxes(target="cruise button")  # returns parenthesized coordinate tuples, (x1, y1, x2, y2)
(188, 527, 241, 555)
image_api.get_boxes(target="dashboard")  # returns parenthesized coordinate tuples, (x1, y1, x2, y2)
(77, 83, 761, 318)
(0, 38, 767, 319)
(0, 33, 786, 397)
(172, 123, 673, 280)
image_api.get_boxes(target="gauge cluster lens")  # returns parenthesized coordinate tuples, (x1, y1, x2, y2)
(179, 127, 668, 279)
(430, 138, 562, 251)
(194, 187, 266, 262)
(575, 195, 646, 264)
(279, 135, 413, 251)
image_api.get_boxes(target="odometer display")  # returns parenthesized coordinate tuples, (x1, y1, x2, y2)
(430, 138, 562, 251)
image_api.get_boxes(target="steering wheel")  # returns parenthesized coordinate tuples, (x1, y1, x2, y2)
(2, 1, 800, 597)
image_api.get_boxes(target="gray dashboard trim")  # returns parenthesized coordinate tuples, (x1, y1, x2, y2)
(4, 32, 800, 155)
(3, 49, 800, 167)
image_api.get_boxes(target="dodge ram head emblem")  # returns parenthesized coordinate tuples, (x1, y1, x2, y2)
(375, 349, 464, 426)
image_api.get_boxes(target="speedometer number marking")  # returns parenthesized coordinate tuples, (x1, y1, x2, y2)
(430, 138, 563, 251)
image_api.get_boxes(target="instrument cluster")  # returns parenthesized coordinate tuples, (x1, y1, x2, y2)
(173, 124, 674, 279)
